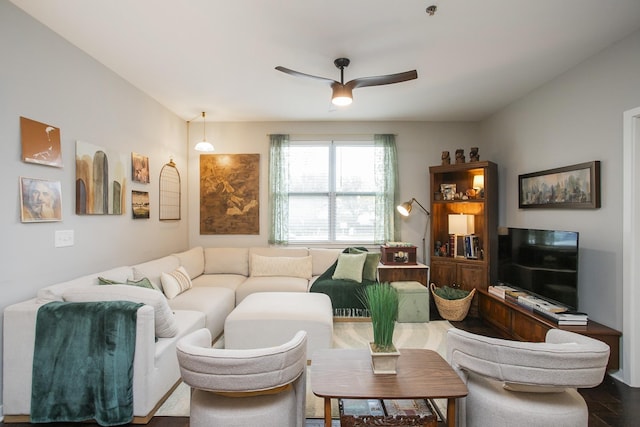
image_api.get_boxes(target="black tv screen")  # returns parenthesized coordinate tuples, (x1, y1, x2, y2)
(497, 227, 579, 310)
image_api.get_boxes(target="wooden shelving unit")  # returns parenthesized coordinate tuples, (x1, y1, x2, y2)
(477, 288, 621, 370)
(429, 161, 498, 317)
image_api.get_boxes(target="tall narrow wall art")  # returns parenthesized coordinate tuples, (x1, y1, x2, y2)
(200, 154, 260, 234)
(75, 140, 127, 215)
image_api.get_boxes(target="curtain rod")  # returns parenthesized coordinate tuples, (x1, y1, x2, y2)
(266, 133, 397, 138)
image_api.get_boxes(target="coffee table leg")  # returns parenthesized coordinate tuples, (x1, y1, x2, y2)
(447, 398, 456, 427)
(324, 398, 332, 427)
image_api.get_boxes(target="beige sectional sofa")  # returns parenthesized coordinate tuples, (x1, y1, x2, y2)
(2, 246, 343, 423)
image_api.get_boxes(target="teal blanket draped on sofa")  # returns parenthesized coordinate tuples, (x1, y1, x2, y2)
(31, 300, 143, 426)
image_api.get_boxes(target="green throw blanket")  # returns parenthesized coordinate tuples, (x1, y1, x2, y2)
(31, 300, 143, 426)
(310, 248, 377, 316)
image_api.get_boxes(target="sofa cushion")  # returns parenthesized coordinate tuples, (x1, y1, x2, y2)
(168, 287, 235, 339)
(173, 246, 205, 279)
(97, 276, 157, 290)
(204, 248, 249, 275)
(348, 248, 382, 281)
(161, 266, 193, 299)
(250, 254, 312, 279)
(309, 248, 343, 276)
(62, 284, 178, 338)
(332, 253, 367, 283)
(132, 255, 180, 292)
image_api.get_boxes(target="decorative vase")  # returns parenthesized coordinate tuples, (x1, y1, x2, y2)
(369, 342, 400, 374)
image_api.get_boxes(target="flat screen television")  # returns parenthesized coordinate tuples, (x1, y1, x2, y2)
(497, 227, 579, 310)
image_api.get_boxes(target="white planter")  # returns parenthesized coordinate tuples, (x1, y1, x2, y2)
(369, 342, 400, 374)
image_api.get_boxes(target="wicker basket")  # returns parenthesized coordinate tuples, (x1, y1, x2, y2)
(430, 283, 476, 321)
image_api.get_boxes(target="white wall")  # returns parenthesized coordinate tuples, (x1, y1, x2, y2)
(187, 121, 480, 261)
(480, 29, 640, 371)
(1, 1, 188, 408)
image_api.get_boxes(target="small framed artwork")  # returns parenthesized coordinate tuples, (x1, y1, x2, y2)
(440, 183, 456, 201)
(519, 161, 601, 209)
(132, 152, 150, 184)
(20, 177, 63, 222)
(132, 190, 150, 219)
(20, 117, 63, 167)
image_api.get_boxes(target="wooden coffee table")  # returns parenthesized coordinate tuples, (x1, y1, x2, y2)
(311, 348, 467, 427)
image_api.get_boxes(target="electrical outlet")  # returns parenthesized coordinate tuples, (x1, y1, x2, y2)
(55, 230, 74, 248)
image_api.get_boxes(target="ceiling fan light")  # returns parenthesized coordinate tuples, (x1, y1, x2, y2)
(331, 85, 353, 106)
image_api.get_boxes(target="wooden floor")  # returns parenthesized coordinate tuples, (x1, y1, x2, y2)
(2, 318, 637, 427)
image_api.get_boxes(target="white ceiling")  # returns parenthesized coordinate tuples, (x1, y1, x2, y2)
(10, 0, 640, 122)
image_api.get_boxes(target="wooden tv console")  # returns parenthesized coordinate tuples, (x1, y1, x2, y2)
(477, 288, 621, 370)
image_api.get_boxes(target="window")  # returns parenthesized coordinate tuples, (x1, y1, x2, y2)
(269, 134, 398, 245)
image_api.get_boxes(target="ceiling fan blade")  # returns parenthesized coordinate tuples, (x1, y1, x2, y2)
(346, 70, 418, 89)
(275, 66, 337, 85)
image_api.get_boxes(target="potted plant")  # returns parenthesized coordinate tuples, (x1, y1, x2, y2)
(360, 282, 400, 374)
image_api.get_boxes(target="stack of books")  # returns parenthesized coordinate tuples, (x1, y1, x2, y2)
(488, 285, 529, 303)
(517, 294, 567, 314)
(533, 309, 589, 325)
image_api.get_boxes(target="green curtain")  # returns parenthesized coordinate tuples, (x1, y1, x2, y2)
(268, 134, 290, 244)
(374, 134, 399, 243)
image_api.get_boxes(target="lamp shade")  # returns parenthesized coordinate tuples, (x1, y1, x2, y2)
(194, 112, 215, 152)
(473, 175, 485, 190)
(397, 201, 413, 216)
(331, 85, 353, 106)
(448, 214, 475, 235)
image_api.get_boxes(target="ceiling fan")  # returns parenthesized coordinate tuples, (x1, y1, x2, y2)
(275, 58, 418, 106)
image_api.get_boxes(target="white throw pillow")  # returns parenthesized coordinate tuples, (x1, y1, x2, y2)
(161, 266, 193, 299)
(62, 284, 178, 338)
(250, 254, 313, 279)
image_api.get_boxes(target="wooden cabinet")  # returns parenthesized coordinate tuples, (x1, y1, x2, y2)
(429, 161, 498, 316)
(477, 289, 621, 370)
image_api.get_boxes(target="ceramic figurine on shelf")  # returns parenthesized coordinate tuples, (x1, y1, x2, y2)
(470, 147, 480, 162)
(455, 149, 465, 164)
(441, 151, 450, 165)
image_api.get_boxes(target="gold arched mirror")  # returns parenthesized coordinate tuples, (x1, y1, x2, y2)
(159, 159, 181, 220)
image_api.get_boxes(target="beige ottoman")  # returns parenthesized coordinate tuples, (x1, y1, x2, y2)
(224, 292, 333, 359)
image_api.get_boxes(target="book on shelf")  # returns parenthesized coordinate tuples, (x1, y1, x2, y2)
(383, 399, 434, 417)
(557, 319, 588, 326)
(533, 307, 588, 323)
(517, 295, 567, 313)
(488, 284, 520, 299)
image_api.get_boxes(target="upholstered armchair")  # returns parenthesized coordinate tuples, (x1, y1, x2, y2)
(447, 328, 610, 427)
(176, 328, 307, 427)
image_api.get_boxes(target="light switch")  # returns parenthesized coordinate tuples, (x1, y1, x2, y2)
(55, 230, 74, 248)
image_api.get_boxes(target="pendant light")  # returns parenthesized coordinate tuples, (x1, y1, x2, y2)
(194, 112, 214, 152)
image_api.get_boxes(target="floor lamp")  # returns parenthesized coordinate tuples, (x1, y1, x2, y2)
(397, 198, 431, 264)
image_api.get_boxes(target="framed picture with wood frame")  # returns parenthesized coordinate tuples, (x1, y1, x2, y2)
(518, 161, 600, 209)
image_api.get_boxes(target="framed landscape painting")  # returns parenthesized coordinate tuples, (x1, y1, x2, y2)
(519, 161, 600, 209)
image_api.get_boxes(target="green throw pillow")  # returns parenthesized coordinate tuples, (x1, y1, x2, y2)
(332, 253, 367, 283)
(348, 248, 382, 281)
(98, 276, 123, 286)
(98, 276, 156, 290)
(126, 277, 156, 290)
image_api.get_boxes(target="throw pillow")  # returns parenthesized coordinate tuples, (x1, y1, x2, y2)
(161, 266, 193, 299)
(250, 254, 313, 279)
(348, 248, 382, 281)
(332, 252, 367, 283)
(62, 284, 178, 338)
(98, 276, 157, 290)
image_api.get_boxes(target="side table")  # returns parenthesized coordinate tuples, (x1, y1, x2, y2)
(377, 262, 429, 287)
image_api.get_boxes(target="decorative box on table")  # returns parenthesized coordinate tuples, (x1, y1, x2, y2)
(380, 243, 417, 265)
(339, 398, 437, 427)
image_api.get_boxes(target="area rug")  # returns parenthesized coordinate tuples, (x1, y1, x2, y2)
(155, 320, 453, 418)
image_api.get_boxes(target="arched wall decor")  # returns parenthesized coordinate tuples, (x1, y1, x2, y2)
(159, 159, 181, 221)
